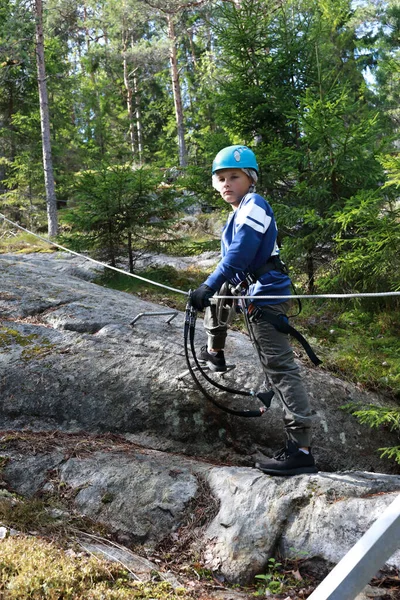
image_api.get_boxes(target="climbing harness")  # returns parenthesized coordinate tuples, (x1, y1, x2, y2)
(184, 293, 274, 418)
(246, 303, 322, 366)
(233, 257, 322, 366)
(183, 256, 321, 417)
(2, 213, 399, 418)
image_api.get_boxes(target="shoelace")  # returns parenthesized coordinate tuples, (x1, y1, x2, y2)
(273, 447, 289, 461)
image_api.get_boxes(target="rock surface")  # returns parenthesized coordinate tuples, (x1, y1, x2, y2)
(1, 433, 399, 585)
(1, 252, 399, 474)
(1, 252, 400, 589)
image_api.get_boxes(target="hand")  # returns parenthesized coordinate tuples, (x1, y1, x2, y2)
(190, 284, 215, 311)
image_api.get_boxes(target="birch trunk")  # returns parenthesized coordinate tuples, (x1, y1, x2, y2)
(34, 0, 58, 237)
(167, 14, 187, 167)
(133, 71, 143, 164)
(123, 36, 137, 162)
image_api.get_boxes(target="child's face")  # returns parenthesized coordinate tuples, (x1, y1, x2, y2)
(213, 169, 252, 209)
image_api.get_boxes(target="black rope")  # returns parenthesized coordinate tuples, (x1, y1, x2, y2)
(183, 298, 273, 418)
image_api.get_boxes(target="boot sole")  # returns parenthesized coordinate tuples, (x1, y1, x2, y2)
(207, 363, 227, 372)
(198, 359, 227, 372)
(255, 464, 318, 476)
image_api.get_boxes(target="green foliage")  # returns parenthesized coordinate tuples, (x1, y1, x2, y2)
(60, 164, 180, 267)
(297, 300, 400, 397)
(380, 153, 400, 190)
(179, 165, 221, 210)
(379, 446, 400, 464)
(342, 403, 400, 465)
(343, 404, 400, 431)
(331, 190, 400, 293)
(211, 0, 392, 291)
(1, 0, 399, 297)
(1, 150, 46, 230)
(254, 558, 284, 595)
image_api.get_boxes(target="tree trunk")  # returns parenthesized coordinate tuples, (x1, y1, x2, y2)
(127, 231, 134, 274)
(123, 36, 137, 162)
(133, 71, 143, 164)
(108, 219, 116, 267)
(167, 14, 187, 167)
(34, 0, 58, 237)
(187, 27, 198, 69)
(306, 252, 315, 294)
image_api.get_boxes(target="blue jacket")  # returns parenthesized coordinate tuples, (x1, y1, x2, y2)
(204, 192, 291, 305)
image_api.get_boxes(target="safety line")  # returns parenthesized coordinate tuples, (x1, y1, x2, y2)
(0, 213, 186, 295)
(216, 292, 400, 299)
(1, 213, 400, 300)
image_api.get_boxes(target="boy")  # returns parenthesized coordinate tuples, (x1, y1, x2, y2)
(190, 145, 318, 476)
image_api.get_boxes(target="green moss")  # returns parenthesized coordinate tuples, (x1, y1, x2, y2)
(0, 494, 191, 598)
(101, 492, 114, 504)
(21, 344, 55, 361)
(0, 496, 61, 534)
(0, 327, 39, 349)
(0, 537, 192, 599)
(0, 326, 55, 360)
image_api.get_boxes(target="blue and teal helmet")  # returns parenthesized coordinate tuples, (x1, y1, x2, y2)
(212, 145, 259, 175)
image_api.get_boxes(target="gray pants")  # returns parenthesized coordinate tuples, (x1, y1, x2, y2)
(204, 300, 313, 447)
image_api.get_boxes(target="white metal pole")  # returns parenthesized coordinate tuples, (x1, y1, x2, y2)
(307, 493, 400, 600)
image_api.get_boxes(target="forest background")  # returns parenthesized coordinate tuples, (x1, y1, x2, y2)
(0, 0, 400, 446)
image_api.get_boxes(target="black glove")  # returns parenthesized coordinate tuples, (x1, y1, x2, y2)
(190, 284, 215, 311)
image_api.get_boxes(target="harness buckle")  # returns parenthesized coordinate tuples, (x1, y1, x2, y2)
(247, 303, 263, 323)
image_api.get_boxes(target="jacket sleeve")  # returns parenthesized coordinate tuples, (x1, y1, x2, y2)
(204, 196, 273, 291)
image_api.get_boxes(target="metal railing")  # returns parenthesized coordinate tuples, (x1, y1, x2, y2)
(307, 493, 400, 599)
(130, 310, 179, 326)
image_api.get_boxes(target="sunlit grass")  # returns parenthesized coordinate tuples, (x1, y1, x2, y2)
(95, 265, 212, 312)
(296, 300, 400, 398)
(0, 536, 190, 599)
(0, 231, 54, 254)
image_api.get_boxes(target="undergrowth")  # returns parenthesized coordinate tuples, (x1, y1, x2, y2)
(95, 265, 211, 312)
(0, 536, 190, 599)
(0, 231, 54, 254)
(341, 404, 400, 465)
(295, 299, 400, 399)
(0, 486, 192, 600)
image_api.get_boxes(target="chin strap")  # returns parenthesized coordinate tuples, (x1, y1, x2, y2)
(183, 294, 274, 418)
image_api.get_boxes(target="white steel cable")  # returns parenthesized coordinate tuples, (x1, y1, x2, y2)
(1, 213, 400, 300)
(216, 292, 400, 299)
(0, 213, 186, 295)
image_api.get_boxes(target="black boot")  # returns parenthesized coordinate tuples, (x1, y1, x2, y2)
(255, 440, 318, 476)
(199, 346, 227, 372)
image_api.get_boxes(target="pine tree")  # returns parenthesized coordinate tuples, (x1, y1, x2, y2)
(34, 0, 58, 236)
